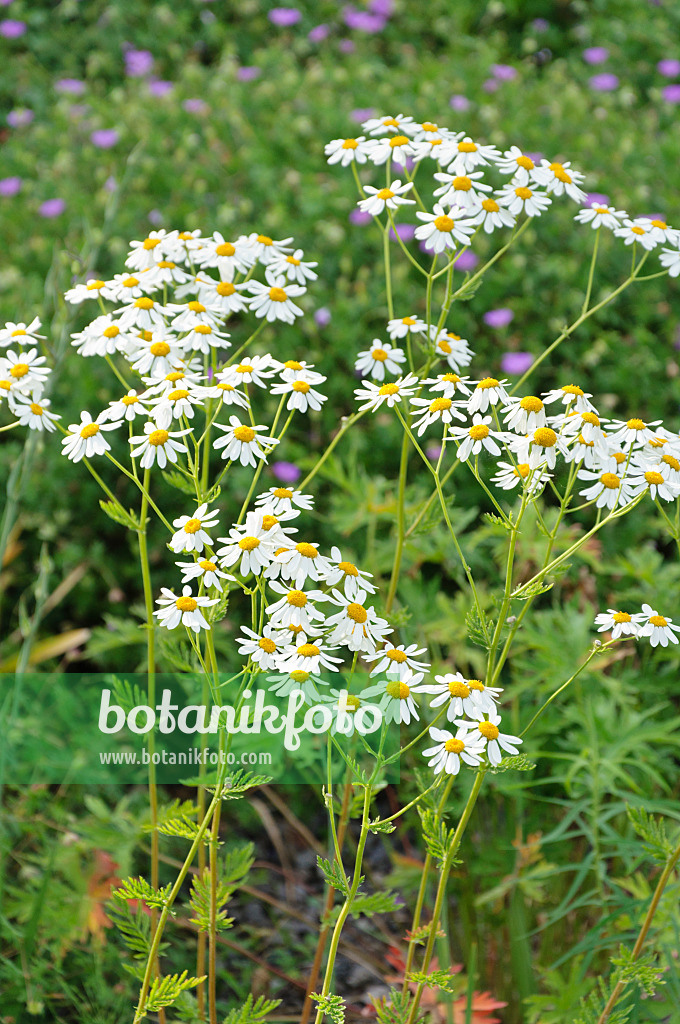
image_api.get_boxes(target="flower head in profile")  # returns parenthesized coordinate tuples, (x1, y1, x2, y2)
(635, 604, 680, 647)
(357, 179, 415, 217)
(154, 585, 218, 632)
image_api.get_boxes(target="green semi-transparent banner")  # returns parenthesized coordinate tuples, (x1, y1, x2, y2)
(0, 673, 400, 785)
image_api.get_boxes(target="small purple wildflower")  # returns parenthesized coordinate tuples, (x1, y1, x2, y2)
(339, 39, 356, 52)
(350, 209, 372, 226)
(90, 128, 119, 149)
(148, 79, 174, 96)
(390, 224, 415, 242)
(589, 72, 619, 92)
(124, 49, 154, 76)
(584, 192, 609, 207)
(183, 98, 208, 114)
(484, 308, 514, 329)
(449, 94, 470, 111)
(661, 84, 680, 102)
(308, 24, 329, 42)
(272, 461, 301, 484)
(490, 63, 517, 81)
(351, 107, 374, 122)
(501, 352, 533, 374)
(55, 78, 86, 95)
(39, 198, 66, 218)
(268, 7, 301, 26)
(0, 176, 22, 196)
(0, 18, 26, 37)
(237, 66, 261, 81)
(658, 58, 680, 77)
(583, 46, 609, 65)
(314, 307, 331, 327)
(453, 250, 478, 271)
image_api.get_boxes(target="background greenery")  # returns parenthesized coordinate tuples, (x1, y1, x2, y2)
(1, 1, 680, 1021)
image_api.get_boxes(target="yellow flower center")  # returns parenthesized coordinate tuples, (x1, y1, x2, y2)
(645, 471, 664, 486)
(458, 141, 477, 152)
(375, 188, 395, 200)
(631, 226, 646, 235)
(533, 427, 557, 448)
(274, 487, 293, 498)
(662, 454, 680, 471)
(123, 276, 139, 287)
(286, 256, 301, 266)
(168, 389, 189, 401)
(194, 324, 212, 334)
(257, 235, 273, 245)
(338, 560, 358, 576)
(385, 649, 407, 663)
(444, 737, 465, 753)
(269, 287, 288, 302)
(612, 612, 631, 623)
(346, 602, 368, 623)
(183, 518, 202, 534)
(383, 117, 400, 126)
(520, 396, 543, 413)
(599, 473, 620, 489)
(386, 680, 410, 699)
(612, 452, 626, 465)
(187, 301, 206, 312)
(287, 590, 307, 607)
(389, 135, 409, 148)
(11, 328, 26, 335)
(103, 325, 120, 338)
(651, 219, 667, 229)
(261, 515, 278, 531)
(148, 429, 169, 446)
(0, 380, 12, 390)
(143, 238, 161, 250)
(514, 186, 533, 200)
(215, 242, 236, 256)
(30, 402, 44, 415)
(441, 373, 460, 383)
(469, 424, 490, 440)
(296, 542, 318, 559)
(481, 198, 500, 212)
(466, 680, 485, 691)
(626, 418, 646, 431)
(453, 175, 474, 191)
(595, 206, 609, 214)
(166, 371, 184, 381)
(429, 397, 452, 412)
(477, 377, 500, 390)
(80, 422, 100, 438)
(516, 154, 534, 169)
(649, 614, 668, 627)
(238, 536, 260, 551)
(199, 559, 217, 571)
(478, 721, 499, 740)
(176, 595, 198, 612)
(216, 281, 236, 296)
(135, 297, 155, 309)
(433, 215, 455, 232)
(438, 340, 452, 354)
(448, 680, 470, 698)
(341, 138, 358, 149)
(378, 383, 399, 396)
(259, 637, 277, 653)
(298, 643, 320, 658)
(233, 425, 256, 443)
(549, 162, 572, 183)
(561, 384, 584, 396)
(581, 411, 600, 425)
(150, 341, 170, 356)
(344, 695, 361, 711)
(293, 381, 310, 393)
(514, 463, 531, 478)
(402, 317, 416, 325)
(10, 363, 28, 378)
(371, 348, 388, 361)
(284, 360, 303, 369)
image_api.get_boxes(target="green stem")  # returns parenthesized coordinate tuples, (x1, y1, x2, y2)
(385, 432, 409, 613)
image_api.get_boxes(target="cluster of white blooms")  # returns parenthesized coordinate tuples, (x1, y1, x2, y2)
(325, 115, 679, 268)
(44, 229, 327, 463)
(594, 604, 680, 647)
(0, 318, 61, 431)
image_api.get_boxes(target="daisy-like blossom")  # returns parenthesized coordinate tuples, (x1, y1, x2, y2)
(659, 244, 680, 277)
(0, 317, 45, 348)
(557, 409, 606, 448)
(422, 372, 472, 399)
(415, 672, 488, 720)
(150, 386, 204, 429)
(180, 322, 231, 355)
(143, 260, 191, 290)
(101, 389, 150, 422)
(635, 603, 680, 647)
(495, 146, 540, 184)
(153, 585, 218, 633)
(353, 373, 420, 412)
(265, 582, 328, 632)
(269, 248, 319, 284)
(64, 278, 109, 304)
(430, 329, 474, 372)
(142, 365, 203, 397)
(71, 316, 131, 358)
(410, 393, 466, 436)
(247, 273, 306, 323)
(467, 197, 516, 233)
(129, 422, 190, 469)
(355, 341, 406, 381)
(0, 348, 51, 393)
(542, 384, 596, 413)
(446, 136, 501, 173)
(325, 588, 391, 653)
(193, 232, 255, 277)
(613, 219, 658, 250)
(432, 169, 492, 210)
(318, 545, 377, 596)
(61, 410, 121, 462)
(365, 133, 417, 166)
(467, 377, 509, 414)
(125, 230, 178, 271)
(637, 217, 676, 244)
(508, 426, 570, 471)
(212, 416, 279, 467)
(274, 637, 343, 676)
(361, 113, 418, 137)
(496, 183, 552, 218)
(357, 179, 415, 217)
(387, 315, 427, 340)
(415, 204, 476, 254)
(320, 690, 376, 737)
(169, 502, 219, 554)
(422, 726, 485, 776)
(116, 296, 168, 331)
(533, 159, 587, 202)
(629, 465, 680, 502)
(245, 232, 294, 264)
(237, 625, 284, 671)
(503, 395, 547, 434)
(574, 202, 626, 231)
(364, 642, 430, 680)
(254, 486, 314, 516)
(13, 393, 61, 432)
(653, 450, 680, 484)
(274, 540, 333, 589)
(577, 468, 637, 510)
(607, 416, 663, 448)
(128, 334, 185, 377)
(594, 609, 640, 639)
(324, 135, 372, 166)
(195, 277, 249, 316)
(100, 273, 149, 303)
(491, 461, 550, 494)
(364, 677, 420, 725)
(221, 354, 278, 390)
(449, 414, 505, 461)
(216, 511, 277, 576)
(266, 670, 326, 706)
(269, 376, 327, 413)
(177, 557, 232, 592)
(459, 710, 523, 767)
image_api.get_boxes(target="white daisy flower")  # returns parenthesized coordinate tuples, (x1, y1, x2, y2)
(415, 204, 476, 253)
(635, 604, 680, 647)
(181, 322, 231, 354)
(268, 249, 318, 284)
(557, 409, 606, 448)
(71, 316, 133, 358)
(193, 232, 256, 277)
(353, 373, 420, 412)
(220, 355, 277, 390)
(448, 414, 505, 462)
(364, 642, 430, 680)
(0, 348, 50, 393)
(319, 690, 375, 737)
(410, 393, 466, 435)
(0, 317, 45, 348)
(460, 710, 522, 767)
(128, 334, 186, 377)
(266, 582, 327, 632)
(269, 377, 327, 413)
(496, 183, 552, 218)
(467, 197, 516, 233)
(355, 341, 406, 381)
(169, 502, 219, 554)
(116, 296, 168, 331)
(422, 725, 485, 776)
(542, 384, 596, 413)
(153, 585, 218, 633)
(495, 146, 540, 185)
(502, 395, 547, 434)
(467, 377, 509, 414)
(637, 217, 676, 244)
(61, 410, 121, 462)
(325, 588, 392, 653)
(266, 670, 325, 705)
(430, 329, 474, 372)
(574, 202, 626, 231)
(366, 134, 417, 166)
(247, 274, 306, 324)
(613, 219, 658, 250)
(324, 135, 372, 166)
(254, 486, 314, 515)
(446, 136, 501, 173)
(274, 541, 333, 589)
(64, 278, 109, 304)
(129, 422, 190, 469)
(13, 393, 61, 432)
(491, 461, 550, 494)
(357, 179, 415, 217)
(387, 316, 428, 341)
(143, 260, 191, 290)
(276, 359, 326, 385)
(177, 557, 232, 592)
(363, 677, 419, 725)
(237, 625, 284, 671)
(415, 672, 487, 720)
(150, 386, 204, 429)
(422, 372, 472, 398)
(577, 468, 637, 510)
(101, 390, 150, 422)
(532, 159, 587, 202)
(629, 465, 680, 502)
(212, 417, 279, 467)
(245, 232, 294, 264)
(594, 609, 639, 639)
(361, 113, 418, 137)
(317, 545, 377, 596)
(167, 300, 222, 332)
(508, 426, 570, 471)
(217, 514, 277, 576)
(274, 637, 343, 677)
(432, 170, 492, 210)
(195, 277, 249, 316)
(125, 230, 176, 271)
(142, 365, 203, 397)
(100, 272, 150, 303)
(659, 244, 680, 277)
(655, 450, 680, 483)
(606, 417, 663, 448)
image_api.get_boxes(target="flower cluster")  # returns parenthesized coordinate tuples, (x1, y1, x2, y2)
(0, 318, 60, 431)
(594, 604, 680, 647)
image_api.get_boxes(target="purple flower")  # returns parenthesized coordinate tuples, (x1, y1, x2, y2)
(314, 307, 331, 327)
(90, 128, 119, 149)
(389, 223, 415, 242)
(104, 176, 117, 193)
(449, 94, 470, 111)
(148, 79, 174, 96)
(369, 0, 394, 14)
(526, 151, 543, 163)
(589, 72, 619, 92)
(0, 0, 15, 5)
(237, 65, 261, 81)
(501, 351, 533, 374)
(124, 48, 154, 76)
(0, 176, 22, 196)
(344, 9, 386, 31)
(532, 18, 549, 31)
(349, 209, 372, 226)
(658, 58, 680, 77)
(183, 98, 208, 114)
(350, 107, 374, 122)
(662, 84, 680, 103)
(7, 108, 33, 127)
(490, 63, 517, 81)
(272, 461, 301, 484)
(339, 38, 356, 52)
(39, 198, 66, 218)
(484, 308, 514, 329)
(308, 24, 329, 42)
(148, 209, 163, 226)
(425, 444, 443, 461)
(453, 249, 478, 271)
(55, 78, 86, 95)
(0, 18, 26, 37)
(482, 78, 499, 93)
(584, 192, 609, 207)
(268, 7, 301, 26)
(583, 46, 609, 65)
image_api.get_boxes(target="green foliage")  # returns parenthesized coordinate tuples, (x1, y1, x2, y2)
(406, 969, 457, 992)
(317, 856, 352, 897)
(310, 992, 345, 1024)
(222, 995, 282, 1024)
(372, 989, 414, 1024)
(113, 876, 173, 910)
(188, 869, 234, 934)
(419, 807, 455, 868)
(219, 769, 273, 798)
(144, 970, 205, 1013)
(626, 805, 675, 862)
(610, 945, 663, 998)
(99, 499, 142, 531)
